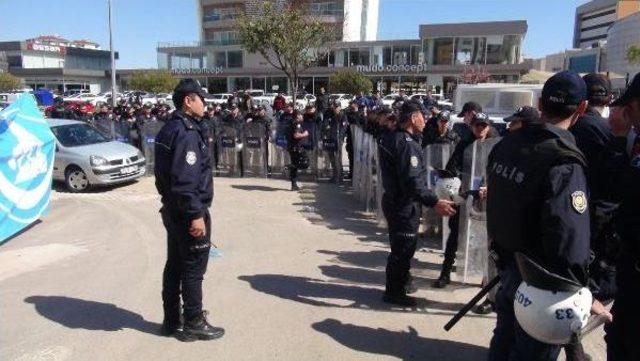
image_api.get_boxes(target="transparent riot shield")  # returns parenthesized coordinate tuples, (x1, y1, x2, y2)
(351, 126, 365, 201)
(455, 137, 501, 283)
(113, 121, 131, 144)
(423, 143, 453, 251)
(374, 140, 386, 226)
(242, 121, 268, 178)
(269, 116, 290, 179)
(92, 117, 114, 139)
(297, 120, 318, 181)
(216, 124, 241, 177)
(317, 118, 342, 182)
(141, 120, 164, 176)
(365, 132, 377, 213)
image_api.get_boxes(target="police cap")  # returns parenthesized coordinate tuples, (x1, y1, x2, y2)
(457, 101, 482, 117)
(504, 106, 541, 125)
(612, 72, 640, 106)
(398, 100, 423, 125)
(470, 112, 492, 125)
(583, 73, 610, 99)
(541, 71, 587, 106)
(172, 78, 206, 108)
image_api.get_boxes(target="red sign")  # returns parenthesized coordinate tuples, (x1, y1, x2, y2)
(26, 42, 67, 55)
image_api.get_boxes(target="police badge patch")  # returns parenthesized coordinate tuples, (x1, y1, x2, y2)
(571, 191, 587, 214)
(186, 151, 197, 165)
(410, 156, 419, 168)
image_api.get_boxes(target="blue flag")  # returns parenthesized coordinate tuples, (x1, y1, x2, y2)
(0, 94, 55, 244)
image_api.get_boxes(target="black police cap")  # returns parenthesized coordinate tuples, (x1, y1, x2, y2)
(457, 101, 483, 117)
(541, 71, 587, 106)
(612, 72, 640, 107)
(583, 73, 610, 98)
(398, 100, 424, 125)
(172, 78, 206, 106)
(470, 112, 492, 125)
(436, 110, 451, 122)
(504, 106, 542, 125)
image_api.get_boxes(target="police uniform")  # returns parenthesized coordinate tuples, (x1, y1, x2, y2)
(378, 101, 439, 304)
(487, 72, 591, 361)
(604, 73, 640, 361)
(154, 79, 220, 340)
(287, 116, 309, 190)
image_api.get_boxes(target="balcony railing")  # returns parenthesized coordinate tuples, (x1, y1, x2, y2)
(203, 13, 240, 22)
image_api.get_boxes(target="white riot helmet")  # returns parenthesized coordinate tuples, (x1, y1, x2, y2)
(434, 176, 464, 204)
(513, 253, 592, 345)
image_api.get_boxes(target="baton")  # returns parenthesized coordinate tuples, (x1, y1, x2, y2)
(444, 275, 501, 331)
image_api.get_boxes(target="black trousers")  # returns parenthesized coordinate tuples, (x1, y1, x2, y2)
(605, 255, 640, 360)
(160, 209, 211, 323)
(383, 202, 420, 295)
(442, 209, 460, 270)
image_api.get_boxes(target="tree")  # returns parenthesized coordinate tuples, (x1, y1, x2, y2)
(329, 69, 373, 95)
(237, 1, 334, 102)
(459, 65, 490, 84)
(0, 73, 22, 92)
(627, 45, 640, 65)
(129, 70, 179, 93)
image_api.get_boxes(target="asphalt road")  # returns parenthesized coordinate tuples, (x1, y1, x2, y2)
(0, 177, 606, 360)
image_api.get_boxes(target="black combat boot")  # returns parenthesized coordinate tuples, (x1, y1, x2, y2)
(291, 180, 300, 191)
(432, 261, 453, 289)
(181, 311, 225, 342)
(382, 292, 418, 307)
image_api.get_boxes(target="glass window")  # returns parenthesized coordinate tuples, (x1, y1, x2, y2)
(433, 38, 453, 65)
(422, 39, 433, 65)
(267, 77, 288, 93)
(252, 77, 266, 92)
(393, 46, 410, 66)
(309, 1, 343, 16)
(348, 48, 370, 66)
(158, 53, 169, 69)
(568, 54, 598, 73)
(502, 35, 520, 64)
(207, 77, 228, 93)
(214, 51, 226, 68)
(410, 45, 422, 65)
(227, 51, 243, 68)
(383, 46, 392, 66)
(229, 77, 250, 91)
(203, 7, 241, 22)
(486, 35, 505, 64)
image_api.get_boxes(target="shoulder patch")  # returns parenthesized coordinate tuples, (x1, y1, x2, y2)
(186, 151, 197, 166)
(410, 155, 419, 168)
(571, 191, 587, 214)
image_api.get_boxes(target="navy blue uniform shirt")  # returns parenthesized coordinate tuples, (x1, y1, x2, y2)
(155, 110, 213, 221)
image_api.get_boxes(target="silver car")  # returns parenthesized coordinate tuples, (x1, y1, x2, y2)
(48, 119, 147, 192)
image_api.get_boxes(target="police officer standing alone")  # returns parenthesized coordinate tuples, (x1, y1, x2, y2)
(486, 71, 609, 360)
(378, 100, 456, 306)
(154, 78, 224, 341)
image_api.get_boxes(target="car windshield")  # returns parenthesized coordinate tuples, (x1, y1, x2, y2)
(51, 123, 109, 147)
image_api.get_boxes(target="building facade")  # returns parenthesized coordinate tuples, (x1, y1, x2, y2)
(158, 19, 531, 95)
(574, 0, 640, 49)
(606, 11, 640, 87)
(0, 35, 117, 93)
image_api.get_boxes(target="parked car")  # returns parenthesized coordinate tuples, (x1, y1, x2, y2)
(63, 93, 98, 103)
(381, 94, 399, 107)
(209, 93, 233, 105)
(48, 118, 146, 192)
(156, 93, 172, 104)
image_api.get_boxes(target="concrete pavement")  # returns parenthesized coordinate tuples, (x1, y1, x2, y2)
(0, 177, 606, 360)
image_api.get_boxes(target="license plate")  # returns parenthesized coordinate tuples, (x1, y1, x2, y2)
(120, 165, 138, 175)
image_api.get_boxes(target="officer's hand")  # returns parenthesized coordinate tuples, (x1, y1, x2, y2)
(434, 199, 456, 217)
(609, 106, 632, 137)
(591, 299, 613, 324)
(189, 217, 206, 238)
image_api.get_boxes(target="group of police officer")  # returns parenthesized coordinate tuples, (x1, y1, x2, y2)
(151, 72, 640, 359)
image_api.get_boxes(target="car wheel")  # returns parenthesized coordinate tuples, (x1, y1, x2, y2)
(65, 166, 90, 192)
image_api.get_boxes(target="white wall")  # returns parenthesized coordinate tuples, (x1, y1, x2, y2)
(342, 0, 363, 41)
(364, 0, 379, 41)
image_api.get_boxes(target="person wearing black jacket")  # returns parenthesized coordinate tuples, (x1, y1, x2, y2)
(345, 101, 365, 179)
(315, 88, 329, 121)
(422, 110, 460, 147)
(378, 100, 456, 306)
(288, 110, 309, 190)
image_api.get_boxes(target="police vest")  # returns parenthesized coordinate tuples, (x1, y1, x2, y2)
(487, 126, 586, 259)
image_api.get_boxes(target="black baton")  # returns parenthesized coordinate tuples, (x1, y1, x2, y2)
(444, 275, 501, 331)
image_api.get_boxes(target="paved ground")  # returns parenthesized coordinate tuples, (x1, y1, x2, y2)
(0, 176, 606, 360)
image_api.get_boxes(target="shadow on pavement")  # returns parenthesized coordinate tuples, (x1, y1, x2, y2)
(312, 318, 488, 361)
(231, 184, 287, 192)
(318, 249, 441, 271)
(238, 274, 468, 314)
(24, 296, 161, 335)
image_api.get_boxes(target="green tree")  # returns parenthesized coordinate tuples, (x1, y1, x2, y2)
(0, 72, 22, 92)
(627, 45, 640, 65)
(328, 69, 373, 95)
(237, 2, 334, 102)
(129, 70, 179, 94)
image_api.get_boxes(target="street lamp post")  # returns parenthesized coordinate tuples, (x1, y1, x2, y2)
(108, 0, 117, 109)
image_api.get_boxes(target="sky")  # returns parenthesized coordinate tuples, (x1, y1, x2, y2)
(0, 0, 589, 69)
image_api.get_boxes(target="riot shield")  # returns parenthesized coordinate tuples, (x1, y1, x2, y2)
(455, 137, 501, 283)
(269, 116, 290, 178)
(374, 140, 386, 226)
(92, 118, 114, 140)
(317, 118, 342, 182)
(141, 120, 164, 176)
(242, 121, 268, 178)
(216, 123, 241, 177)
(113, 121, 131, 144)
(423, 143, 453, 251)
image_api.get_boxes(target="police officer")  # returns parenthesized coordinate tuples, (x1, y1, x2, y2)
(288, 110, 309, 191)
(569, 74, 621, 304)
(154, 78, 224, 341)
(422, 110, 460, 147)
(455, 101, 483, 142)
(486, 71, 608, 360)
(604, 72, 640, 360)
(378, 100, 456, 306)
(433, 112, 497, 289)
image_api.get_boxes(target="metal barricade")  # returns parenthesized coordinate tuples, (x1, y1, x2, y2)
(242, 121, 268, 178)
(455, 137, 500, 283)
